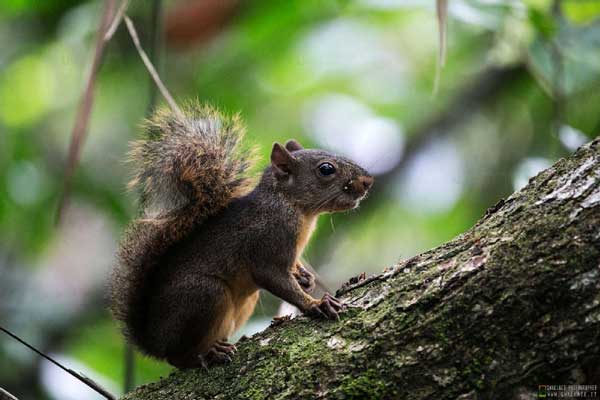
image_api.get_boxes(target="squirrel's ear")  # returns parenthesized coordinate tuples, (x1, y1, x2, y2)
(285, 139, 304, 152)
(271, 142, 296, 177)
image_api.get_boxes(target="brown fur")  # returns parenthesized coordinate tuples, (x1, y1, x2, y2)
(296, 214, 317, 258)
(110, 104, 373, 368)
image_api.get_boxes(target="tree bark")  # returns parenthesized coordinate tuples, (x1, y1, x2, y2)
(124, 138, 600, 400)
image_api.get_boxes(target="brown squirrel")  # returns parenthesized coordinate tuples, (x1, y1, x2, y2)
(110, 103, 373, 369)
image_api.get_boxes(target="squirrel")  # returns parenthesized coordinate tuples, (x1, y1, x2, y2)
(110, 103, 373, 369)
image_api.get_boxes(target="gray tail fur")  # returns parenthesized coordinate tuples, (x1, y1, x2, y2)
(110, 103, 256, 356)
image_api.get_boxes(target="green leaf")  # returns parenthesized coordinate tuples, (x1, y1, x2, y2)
(564, 0, 600, 25)
(528, 7, 557, 38)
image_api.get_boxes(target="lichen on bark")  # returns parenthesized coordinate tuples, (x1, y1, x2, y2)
(123, 138, 600, 400)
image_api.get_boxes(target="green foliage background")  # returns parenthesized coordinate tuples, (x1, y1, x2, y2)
(0, 0, 599, 398)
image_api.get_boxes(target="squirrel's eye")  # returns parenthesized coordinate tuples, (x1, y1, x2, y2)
(318, 162, 336, 176)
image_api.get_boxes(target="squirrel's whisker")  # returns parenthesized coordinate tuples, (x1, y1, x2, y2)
(312, 190, 344, 213)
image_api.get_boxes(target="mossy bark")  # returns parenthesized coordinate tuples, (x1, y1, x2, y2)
(123, 139, 600, 400)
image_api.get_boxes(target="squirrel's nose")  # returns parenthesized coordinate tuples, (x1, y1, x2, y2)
(352, 175, 374, 195)
(361, 175, 374, 191)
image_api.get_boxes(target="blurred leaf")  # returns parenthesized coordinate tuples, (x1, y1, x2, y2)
(0, 0, 34, 14)
(528, 6, 557, 38)
(563, 0, 600, 25)
(528, 20, 600, 96)
(523, 0, 552, 11)
(0, 0, 83, 18)
(0, 54, 56, 127)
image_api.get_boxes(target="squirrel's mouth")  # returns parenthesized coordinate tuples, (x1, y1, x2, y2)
(323, 175, 373, 212)
(330, 191, 369, 212)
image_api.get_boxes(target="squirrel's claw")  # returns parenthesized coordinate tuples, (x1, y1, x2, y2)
(324, 293, 343, 308)
(311, 306, 327, 319)
(308, 293, 345, 320)
(215, 340, 237, 354)
(322, 301, 340, 320)
(205, 340, 236, 364)
(197, 355, 210, 371)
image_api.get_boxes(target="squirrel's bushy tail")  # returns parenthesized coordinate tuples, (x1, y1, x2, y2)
(110, 103, 256, 355)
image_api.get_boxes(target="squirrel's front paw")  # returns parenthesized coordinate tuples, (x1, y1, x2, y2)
(307, 293, 344, 320)
(294, 265, 316, 293)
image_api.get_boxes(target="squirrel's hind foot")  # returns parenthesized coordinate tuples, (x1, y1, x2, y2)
(168, 353, 208, 370)
(205, 340, 237, 364)
(167, 340, 237, 370)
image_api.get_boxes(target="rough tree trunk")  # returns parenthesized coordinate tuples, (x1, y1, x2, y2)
(124, 138, 600, 400)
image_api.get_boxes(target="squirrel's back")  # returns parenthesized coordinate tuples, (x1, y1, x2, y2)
(110, 103, 256, 356)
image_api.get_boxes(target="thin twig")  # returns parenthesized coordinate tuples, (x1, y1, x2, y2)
(104, 0, 131, 41)
(550, 0, 565, 156)
(124, 15, 184, 119)
(336, 274, 384, 297)
(0, 326, 116, 400)
(56, 0, 117, 225)
(146, 0, 164, 117)
(124, 345, 135, 394)
(436, 0, 448, 68)
(434, 0, 448, 94)
(0, 387, 19, 400)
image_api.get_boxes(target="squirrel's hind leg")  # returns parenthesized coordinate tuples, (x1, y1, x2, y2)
(160, 277, 238, 369)
(233, 290, 259, 331)
(169, 290, 258, 369)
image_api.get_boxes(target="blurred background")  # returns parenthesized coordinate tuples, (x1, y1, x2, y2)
(0, 0, 599, 398)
